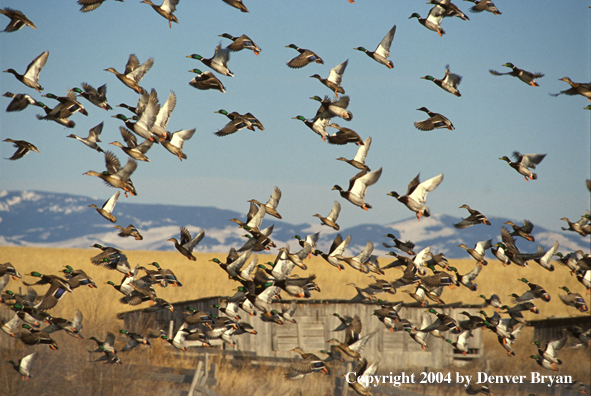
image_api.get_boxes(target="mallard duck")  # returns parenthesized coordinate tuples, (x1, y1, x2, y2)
(219, 33, 260, 55)
(3, 92, 43, 112)
(453, 204, 490, 229)
(458, 240, 491, 265)
(0, 8, 36, 31)
(499, 152, 546, 181)
(313, 234, 350, 270)
(333, 242, 373, 274)
(230, 202, 266, 236)
(327, 317, 373, 360)
(464, 0, 501, 15)
(409, 10, 445, 36)
(188, 69, 226, 92)
(353, 24, 396, 69)
(114, 224, 143, 240)
(279, 302, 297, 323)
(414, 107, 455, 131)
(284, 355, 329, 380)
(336, 136, 371, 171)
(8, 352, 36, 381)
(23, 272, 73, 310)
(40, 91, 88, 119)
(109, 127, 153, 162)
(419, 266, 458, 290)
(62, 266, 96, 289)
(214, 114, 253, 136)
(222, 0, 248, 12)
(77, 0, 124, 12)
(449, 264, 481, 291)
(285, 44, 323, 69)
(67, 122, 104, 153)
(35, 100, 75, 128)
(88, 191, 119, 223)
(113, 88, 159, 142)
(489, 63, 544, 87)
(119, 329, 151, 351)
(345, 358, 380, 395)
(383, 234, 415, 255)
(1, 313, 20, 337)
(11, 304, 47, 327)
(313, 201, 341, 231)
(3, 139, 39, 160)
(92, 247, 132, 276)
(105, 54, 154, 93)
(514, 278, 551, 303)
(422, 308, 460, 333)
(168, 226, 204, 260)
(428, 0, 469, 20)
(405, 313, 431, 350)
(187, 44, 233, 77)
(89, 332, 116, 353)
(421, 65, 461, 96)
(73, 83, 112, 110)
(550, 77, 591, 101)
(388, 173, 444, 220)
(141, 0, 178, 27)
(530, 355, 558, 371)
(466, 384, 493, 395)
(161, 128, 196, 161)
(84, 151, 137, 197)
(183, 307, 213, 327)
(560, 213, 591, 237)
(43, 310, 83, 338)
(3, 51, 48, 92)
(565, 325, 591, 346)
(311, 95, 353, 121)
(558, 286, 588, 312)
(327, 123, 363, 145)
(532, 337, 567, 370)
(310, 59, 348, 97)
(248, 187, 282, 219)
(445, 329, 472, 355)
(334, 168, 383, 210)
(479, 294, 502, 311)
(292, 115, 329, 141)
(19, 324, 58, 349)
(505, 219, 535, 241)
(151, 90, 176, 140)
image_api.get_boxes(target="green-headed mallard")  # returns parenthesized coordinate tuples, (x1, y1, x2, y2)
(35, 100, 75, 128)
(354, 24, 396, 69)
(550, 77, 591, 101)
(19, 324, 58, 349)
(383, 234, 415, 255)
(3, 92, 44, 112)
(219, 33, 260, 55)
(334, 242, 373, 274)
(285, 44, 324, 69)
(120, 329, 151, 351)
(428, 0, 469, 21)
(464, 0, 501, 15)
(422, 308, 460, 333)
(532, 337, 567, 370)
(313, 234, 349, 270)
(67, 121, 104, 153)
(88, 191, 119, 223)
(334, 168, 383, 210)
(449, 264, 481, 291)
(489, 63, 544, 86)
(168, 226, 204, 261)
(421, 65, 461, 96)
(409, 10, 445, 36)
(310, 59, 348, 97)
(89, 332, 116, 353)
(43, 310, 83, 338)
(3, 139, 39, 161)
(62, 266, 96, 289)
(214, 114, 253, 137)
(414, 107, 455, 131)
(3, 51, 48, 92)
(292, 115, 329, 141)
(187, 44, 233, 77)
(113, 88, 159, 142)
(499, 152, 546, 181)
(188, 69, 226, 92)
(445, 329, 472, 355)
(73, 83, 112, 110)
(23, 272, 73, 310)
(530, 355, 558, 371)
(313, 201, 341, 231)
(248, 186, 282, 219)
(0, 8, 36, 31)
(84, 151, 137, 197)
(151, 90, 176, 141)
(110, 127, 153, 162)
(284, 354, 329, 380)
(105, 54, 154, 93)
(479, 294, 501, 311)
(453, 204, 490, 229)
(141, 0, 178, 28)
(515, 278, 551, 303)
(40, 90, 88, 119)
(558, 286, 588, 312)
(388, 173, 444, 220)
(8, 352, 36, 381)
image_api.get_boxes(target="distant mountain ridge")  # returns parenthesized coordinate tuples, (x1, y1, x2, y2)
(0, 190, 587, 258)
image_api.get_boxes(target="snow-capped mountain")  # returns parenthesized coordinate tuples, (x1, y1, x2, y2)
(0, 190, 587, 258)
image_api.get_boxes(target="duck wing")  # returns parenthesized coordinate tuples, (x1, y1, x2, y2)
(327, 59, 348, 86)
(24, 51, 49, 84)
(375, 25, 396, 59)
(408, 173, 444, 205)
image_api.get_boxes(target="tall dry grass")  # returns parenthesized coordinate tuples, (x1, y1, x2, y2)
(1, 246, 590, 396)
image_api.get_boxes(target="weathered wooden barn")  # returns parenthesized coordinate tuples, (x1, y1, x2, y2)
(119, 298, 485, 369)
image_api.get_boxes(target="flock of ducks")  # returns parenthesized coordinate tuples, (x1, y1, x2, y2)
(1, 1, 590, 394)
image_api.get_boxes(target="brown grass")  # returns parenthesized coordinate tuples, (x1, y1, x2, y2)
(1, 246, 590, 395)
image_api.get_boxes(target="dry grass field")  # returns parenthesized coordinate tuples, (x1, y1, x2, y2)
(1, 246, 590, 396)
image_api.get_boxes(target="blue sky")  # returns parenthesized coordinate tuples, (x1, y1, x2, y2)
(1, 1, 589, 234)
